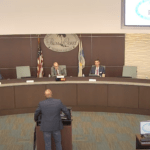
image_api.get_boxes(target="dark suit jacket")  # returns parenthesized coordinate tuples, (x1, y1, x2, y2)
(51, 66, 67, 77)
(34, 98, 71, 132)
(0, 74, 2, 80)
(89, 66, 105, 75)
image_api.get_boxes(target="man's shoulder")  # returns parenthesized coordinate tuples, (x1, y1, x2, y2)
(91, 66, 95, 69)
(55, 99, 62, 105)
(51, 67, 55, 71)
(100, 66, 104, 69)
(39, 100, 45, 105)
(58, 66, 63, 70)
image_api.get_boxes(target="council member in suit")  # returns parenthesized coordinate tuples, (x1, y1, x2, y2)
(89, 59, 105, 77)
(34, 89, 71, 150)
(51, 62, 67, 77)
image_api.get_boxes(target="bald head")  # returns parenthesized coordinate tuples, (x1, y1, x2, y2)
(45, 89, 52, 98)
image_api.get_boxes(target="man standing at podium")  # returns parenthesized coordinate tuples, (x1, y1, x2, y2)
(34, 89, 71, 150)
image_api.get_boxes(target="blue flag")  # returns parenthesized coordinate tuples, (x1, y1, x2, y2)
(78, 40, 85, 77)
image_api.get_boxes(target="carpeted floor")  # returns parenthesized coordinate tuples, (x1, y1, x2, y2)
(0, 111, 149, 150)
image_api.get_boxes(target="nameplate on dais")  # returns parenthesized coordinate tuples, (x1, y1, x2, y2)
(26, 80, 34, 83)
(57, 76, 64, 78)
(89, 79, 96, 82)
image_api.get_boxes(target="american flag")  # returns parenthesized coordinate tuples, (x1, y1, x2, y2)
(37, 36, 44, 78)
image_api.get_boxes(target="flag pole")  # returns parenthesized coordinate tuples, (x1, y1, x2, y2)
(78, 40, 83, 77)
(37, 34, 44, 78)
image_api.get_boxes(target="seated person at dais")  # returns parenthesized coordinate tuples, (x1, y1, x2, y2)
(51, 62, 67, 77)
(89, 59, 105, 77)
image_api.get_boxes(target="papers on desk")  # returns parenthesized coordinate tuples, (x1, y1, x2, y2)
(141, 141, 150, 144)
(61, 116, 68, 119)
(60, 112, 67, 119)
(89, 79, 96, 82)
(60, 112, 65, 117)
(26, 80, 34, 83)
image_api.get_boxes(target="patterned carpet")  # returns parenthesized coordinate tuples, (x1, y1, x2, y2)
(0, 111, 149, 150)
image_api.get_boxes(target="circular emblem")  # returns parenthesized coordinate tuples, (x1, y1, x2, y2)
(135, 0, 150, 20)
(44, 34, 79, 52)
(142, 123, 150, 133)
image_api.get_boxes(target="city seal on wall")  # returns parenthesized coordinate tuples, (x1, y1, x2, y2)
(44, 34, 80, 52)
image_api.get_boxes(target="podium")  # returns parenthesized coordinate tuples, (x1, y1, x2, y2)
(35, 108, 72, 150)
(136, 134, 150, 149)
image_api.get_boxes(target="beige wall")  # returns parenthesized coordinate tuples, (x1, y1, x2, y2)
(0, 0, 150, 35)
(125, 34, 150, 79)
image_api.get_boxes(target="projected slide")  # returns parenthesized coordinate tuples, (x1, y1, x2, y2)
(140, 122, 150, 134)
(125, 0, 150, 26)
